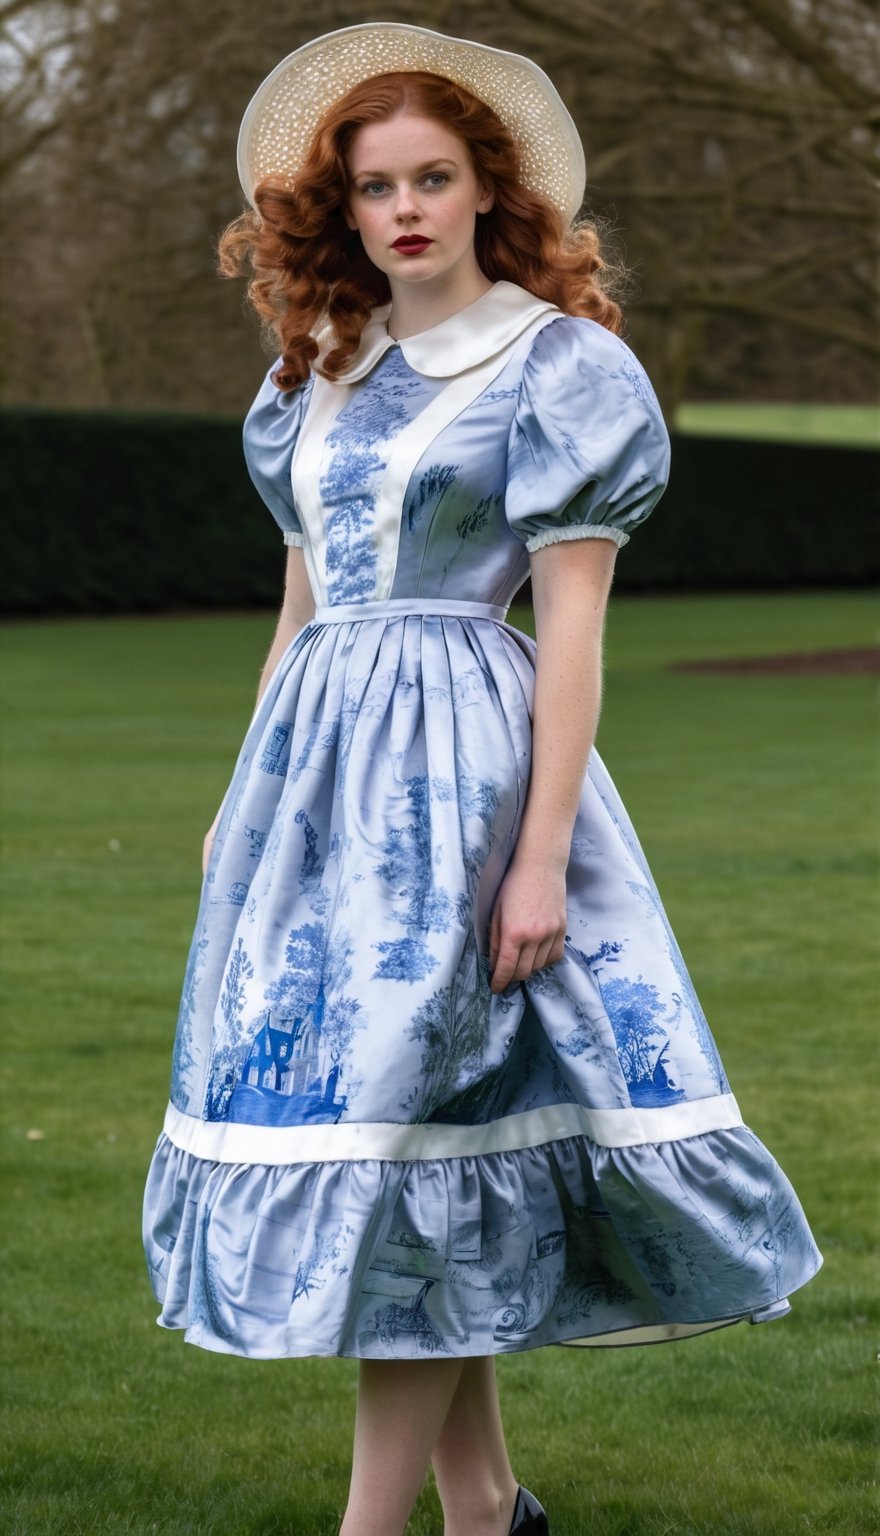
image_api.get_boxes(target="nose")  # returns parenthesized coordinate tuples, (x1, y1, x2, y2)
(394, 183, 421, 222)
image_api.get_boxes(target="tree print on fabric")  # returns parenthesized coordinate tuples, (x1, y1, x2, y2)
(627, 879, 727, 1093)
(321, 350, 433, 604)
(171, 920, 208, 1105)
(266, 921, 325, 1016)
(403, 933, 493, 1121)
(204, 936, 256, 1119)
(372, 773, 455, 984)
(457, 773, 500, 831)
(599, 975, 687, 1107)
(555, 942, 627, 1083)
(221, 932, 255, 1025)
(559, 937, 688, 1107)
(373, 937, 439, 982)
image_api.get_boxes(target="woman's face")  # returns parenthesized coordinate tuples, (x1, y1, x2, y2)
(344, 111, 494, 287)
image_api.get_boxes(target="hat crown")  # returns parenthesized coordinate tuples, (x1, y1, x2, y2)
(237, 22, 586, 226)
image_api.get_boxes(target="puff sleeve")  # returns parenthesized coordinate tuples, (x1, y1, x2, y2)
(506, 316, 671, 552)
(242, 361, 313, 547)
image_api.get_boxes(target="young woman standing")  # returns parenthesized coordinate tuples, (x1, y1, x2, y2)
(143, 23, 821, 1535)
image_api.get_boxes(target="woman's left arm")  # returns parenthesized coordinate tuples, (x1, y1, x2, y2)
(488, 536, 617, 994)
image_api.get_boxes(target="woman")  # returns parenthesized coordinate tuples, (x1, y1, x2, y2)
(143, 23, 821, 1536)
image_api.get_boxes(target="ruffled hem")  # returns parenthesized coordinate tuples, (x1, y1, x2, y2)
(143, 1123, 821, 1360)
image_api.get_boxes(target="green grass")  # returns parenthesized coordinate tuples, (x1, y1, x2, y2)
(1, 591, 877, 1535)
(673, 402, 879, 447)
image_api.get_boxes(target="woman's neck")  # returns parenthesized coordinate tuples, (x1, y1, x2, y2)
(387, 264, 494, 341)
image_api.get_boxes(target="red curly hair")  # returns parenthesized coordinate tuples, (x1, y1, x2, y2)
(218, 70, 624, 390)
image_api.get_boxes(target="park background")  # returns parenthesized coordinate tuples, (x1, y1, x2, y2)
(1, 0, 877, 1532)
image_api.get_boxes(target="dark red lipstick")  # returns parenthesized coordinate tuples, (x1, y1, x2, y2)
(392, 235, 434, 254)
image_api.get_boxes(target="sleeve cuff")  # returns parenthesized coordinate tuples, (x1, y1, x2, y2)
(525, 523, 630, 555)
(282, 530, 305, 548)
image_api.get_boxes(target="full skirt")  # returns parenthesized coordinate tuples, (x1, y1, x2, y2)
(143, 602, 821, 1358)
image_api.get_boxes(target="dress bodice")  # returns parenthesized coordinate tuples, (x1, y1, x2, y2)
(243, 281, 671, 610)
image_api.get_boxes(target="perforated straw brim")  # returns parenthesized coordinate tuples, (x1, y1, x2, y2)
(236, 21, 586, 226)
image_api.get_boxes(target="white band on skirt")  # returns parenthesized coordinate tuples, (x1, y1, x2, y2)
(162, 1094, 745, 1166)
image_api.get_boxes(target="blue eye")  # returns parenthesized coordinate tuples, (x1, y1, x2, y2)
(360, 181, 387, 197)
(424, 173, 448, 188)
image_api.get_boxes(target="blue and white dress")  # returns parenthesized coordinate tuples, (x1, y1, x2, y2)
(143, 281, 821, 1359)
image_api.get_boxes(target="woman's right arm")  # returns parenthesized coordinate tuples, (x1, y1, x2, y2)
(202, 546, 315, 873)
(252, 544, 315, 707)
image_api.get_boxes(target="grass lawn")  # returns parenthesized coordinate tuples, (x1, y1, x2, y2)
(1, 590, 876, 1535)
(672, 402, 879, 448)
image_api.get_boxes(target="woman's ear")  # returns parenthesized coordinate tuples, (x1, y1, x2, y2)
(477, 183, 495, 214)
(343, 203, 358, 231)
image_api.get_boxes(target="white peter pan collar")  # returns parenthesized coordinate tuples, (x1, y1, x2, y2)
(318, 281, 561, 383)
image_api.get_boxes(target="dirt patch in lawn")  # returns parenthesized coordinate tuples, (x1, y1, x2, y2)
(670, 647, 879, 676)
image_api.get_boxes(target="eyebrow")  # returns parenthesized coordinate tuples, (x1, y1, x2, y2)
(351, 158, 459, 178)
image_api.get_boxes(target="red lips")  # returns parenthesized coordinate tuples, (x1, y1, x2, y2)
(392, 236, 433, 251)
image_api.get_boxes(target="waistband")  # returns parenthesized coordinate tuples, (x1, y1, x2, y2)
(312, 598, 509, 624)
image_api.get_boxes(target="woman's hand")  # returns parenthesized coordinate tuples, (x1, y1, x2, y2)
(202, 807, 222, 877)
(485, 537, 618, 995)
(488, 851, 567, 994)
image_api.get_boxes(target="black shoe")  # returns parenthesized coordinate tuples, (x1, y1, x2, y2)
(509, 1485, 549, 1535)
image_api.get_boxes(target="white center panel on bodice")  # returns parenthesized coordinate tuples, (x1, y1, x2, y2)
(290, 309, 561, 606)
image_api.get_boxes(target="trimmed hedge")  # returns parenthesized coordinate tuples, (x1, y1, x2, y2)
(1, 406, 876, 614)
(628, 432, 877, 589)
(2, 408, 283, 615)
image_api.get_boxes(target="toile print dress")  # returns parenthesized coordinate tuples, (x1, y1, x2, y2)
(143, 281, 821, 1359)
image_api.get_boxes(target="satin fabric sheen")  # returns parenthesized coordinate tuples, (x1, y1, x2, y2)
(143, 290, 821, 1358)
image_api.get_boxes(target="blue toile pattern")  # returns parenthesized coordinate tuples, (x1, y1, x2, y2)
(143, 286, 821, 1361)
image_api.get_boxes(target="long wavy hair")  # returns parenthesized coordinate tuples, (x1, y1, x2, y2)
(218, 70, 625, 390)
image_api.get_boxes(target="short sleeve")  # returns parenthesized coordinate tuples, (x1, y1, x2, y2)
(242, 361, 313, 547)
(506, 316, 671, 553)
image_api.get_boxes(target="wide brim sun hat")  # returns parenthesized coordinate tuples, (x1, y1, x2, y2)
(236, 20, 586, 227)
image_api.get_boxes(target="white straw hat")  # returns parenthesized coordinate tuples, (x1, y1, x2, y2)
(236, 21, 586, 226)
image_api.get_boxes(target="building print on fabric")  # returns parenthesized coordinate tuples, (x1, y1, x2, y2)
(259, 720, 293, 775)
(144, 288, 822, 1362)
(207, 900, 364, 1127)
(236, 1002, 347, 1125)
(183, 777, 360, 1125)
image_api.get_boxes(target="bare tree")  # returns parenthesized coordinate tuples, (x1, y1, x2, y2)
(1, 0, 876, 414)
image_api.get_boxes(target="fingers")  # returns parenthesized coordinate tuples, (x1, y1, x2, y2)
(489, 931, 565, 994)
(532, 936, 557, 972)
(490, 938, 540, 994)
(539, 933, 566, 969)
